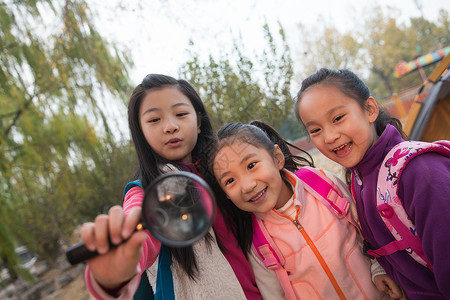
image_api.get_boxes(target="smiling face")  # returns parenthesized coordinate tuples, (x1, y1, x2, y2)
(297, 84, 379, 168)
(139, 86, 200, 163)
(213, 141, 293, 213)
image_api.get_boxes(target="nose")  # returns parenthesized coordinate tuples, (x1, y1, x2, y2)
(164, 117, 179, 134)
(240, 175, 256, 194)
(324, 126, 339, 144)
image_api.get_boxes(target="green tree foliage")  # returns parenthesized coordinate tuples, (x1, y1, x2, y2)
(297, 24, 364, 79)
(295, 6, 449, 100)
(363, 7, 449, 98)
(179, 23, 300, 140)
(0, 0, 135, 277)
(363, 6, 421, 97)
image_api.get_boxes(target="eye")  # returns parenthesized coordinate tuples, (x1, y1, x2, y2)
(306, 126, 321, 135)
(333, 114, 345, 122)
(148, 118, 160, 123)
(247, 162, 256, 170)
(176, 112, 188, 117)
(225, 178, 235, 186)
(309, 128, 320, 135)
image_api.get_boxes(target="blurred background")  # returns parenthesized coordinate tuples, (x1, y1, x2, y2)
(1, 0, 449, 298)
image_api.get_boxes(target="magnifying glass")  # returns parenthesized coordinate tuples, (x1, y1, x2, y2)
(65, 171, 216, 265)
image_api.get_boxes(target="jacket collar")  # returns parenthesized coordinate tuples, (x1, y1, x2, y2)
(350, 124, 404, 179)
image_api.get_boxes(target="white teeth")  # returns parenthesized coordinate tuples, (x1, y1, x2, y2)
(334, 143, 348, 151)
(250, 188, 266, 202)
(333, 143, 352, 152)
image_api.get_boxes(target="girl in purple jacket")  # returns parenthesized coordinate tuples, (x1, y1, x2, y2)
(295, 68, 450, 299)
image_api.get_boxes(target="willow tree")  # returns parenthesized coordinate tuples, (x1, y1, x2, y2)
(0, 0, 133, 277)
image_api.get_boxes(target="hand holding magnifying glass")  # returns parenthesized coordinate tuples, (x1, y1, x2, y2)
(66, 171, 216, 265)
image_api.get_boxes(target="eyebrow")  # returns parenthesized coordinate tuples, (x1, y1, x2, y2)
(304, 104, 346, 127)
(141, 102, 191, 116)
(241, 152, 256, 164)
(218, 171, 229, 182)
(217, 152, 257, 182)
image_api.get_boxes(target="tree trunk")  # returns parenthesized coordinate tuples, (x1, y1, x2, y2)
(372, 66, 394, 95)
(2, 255, 18, 282)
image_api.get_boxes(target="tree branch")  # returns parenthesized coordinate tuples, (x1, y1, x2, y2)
(0, 110, 21, 119)
(1, 42, 19, 52)
(3, 67, 37, 137)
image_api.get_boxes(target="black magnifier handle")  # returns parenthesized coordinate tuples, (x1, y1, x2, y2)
(65, 223, 145, 265)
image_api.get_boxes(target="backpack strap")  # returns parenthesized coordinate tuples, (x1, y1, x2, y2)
(124, 180, 142, 198)
(295, 167, 359, 230)
(154, 245, 175, 300)
(124, 179, 175, 300)
(370, 140, 450, 270)
(133, 270, 153, 300)
(251, 214, 297, 300)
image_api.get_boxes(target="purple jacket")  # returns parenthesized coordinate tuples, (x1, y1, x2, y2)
(350, 124, 450, 299)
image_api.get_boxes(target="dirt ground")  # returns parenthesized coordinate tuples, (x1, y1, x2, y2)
(0, 259, 91, 300)
(42, 270, 91, 300)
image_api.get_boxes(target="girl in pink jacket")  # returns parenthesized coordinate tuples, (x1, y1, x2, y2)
(212, 121, 403, 300)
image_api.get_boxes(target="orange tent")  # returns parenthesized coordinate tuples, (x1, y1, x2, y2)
(404, 54, 450, 142)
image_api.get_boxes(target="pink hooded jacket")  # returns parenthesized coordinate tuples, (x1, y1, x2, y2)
(253, 170, 387, 299)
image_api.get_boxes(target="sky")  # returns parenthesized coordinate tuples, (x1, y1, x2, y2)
(89, 0, 449, 84)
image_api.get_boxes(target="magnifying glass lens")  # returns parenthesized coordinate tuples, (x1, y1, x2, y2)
(142, 172, 216, 247)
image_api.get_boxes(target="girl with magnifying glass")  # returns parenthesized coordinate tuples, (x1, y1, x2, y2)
(79, 74, 283, 299)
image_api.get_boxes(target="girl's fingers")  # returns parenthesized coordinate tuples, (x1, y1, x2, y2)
(122, 206, 142, 240)
(80, 222, 96, 251)
(94, 214, 110, 254)
(80, 206, 142, 256)
(119, 230, 148, 270)
(108, 205, 125, 245)
(124, 230, 148, 258)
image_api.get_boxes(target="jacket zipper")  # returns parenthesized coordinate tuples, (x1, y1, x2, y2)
(274, 209, 347, 300)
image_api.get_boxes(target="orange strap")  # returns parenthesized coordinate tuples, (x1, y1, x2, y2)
(273, 208, 347, 300)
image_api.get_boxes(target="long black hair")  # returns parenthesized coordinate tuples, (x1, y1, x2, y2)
(128, 74, 217, 279)
(211, 121, 314, 255)
(294, 68, 407, 183)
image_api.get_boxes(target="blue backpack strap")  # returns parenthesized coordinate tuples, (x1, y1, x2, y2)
(125, 179, 174, 300)
(133, 271, 154, 300)
(154, 245, 175, 300)
(123, 180, 142, 198)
